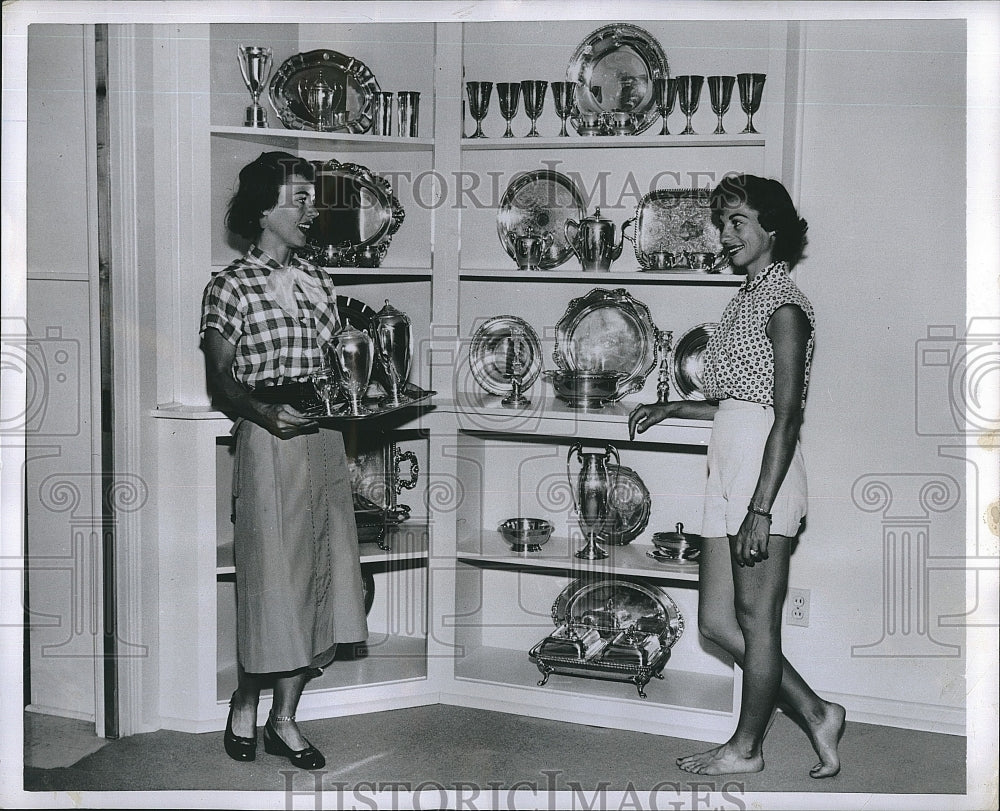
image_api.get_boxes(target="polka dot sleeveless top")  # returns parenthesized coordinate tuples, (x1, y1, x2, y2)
(701, 261, 815, 407)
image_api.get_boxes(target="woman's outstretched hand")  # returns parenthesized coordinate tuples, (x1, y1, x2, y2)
(257, 403, 318, 439)
(628, 403, 672, 440)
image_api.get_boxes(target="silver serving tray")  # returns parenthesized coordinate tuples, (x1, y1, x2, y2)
(631, 188, 722, 270)
(567, 24, 669, 136)
(269, 49, 379, 133)
(552, 287, 659, 401)
(497, 170, 586, 270)
(596, 464, 651, 546)
(468, 315, 543, 396)
(303, 159, 404, 268)
(669, 322, 717, 400)
(301, 384, 435, 422)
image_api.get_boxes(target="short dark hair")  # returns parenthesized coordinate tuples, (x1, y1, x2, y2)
(225, 151, 315, 241)
(710, 174, 809, 267)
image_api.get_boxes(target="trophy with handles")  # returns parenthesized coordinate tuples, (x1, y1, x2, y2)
(237, 44, 273, 128)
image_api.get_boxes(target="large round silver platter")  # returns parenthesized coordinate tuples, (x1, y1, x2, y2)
(670, 322, 718, 400)
(631, 188, 722, 270)
(468, 315, 543, 396)
(567, 24, 669, 135)
(552, 287, 659, 401)
(303, 159, 404, 267)
(551, 578, 684, 648)
(269, 49, 379, 133)
(497, 170, 586, 270)
(596, 465, 651, 546)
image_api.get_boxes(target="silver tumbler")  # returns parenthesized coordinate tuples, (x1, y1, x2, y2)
(372, 91, 393, 136)
(397, 91, 420, 137)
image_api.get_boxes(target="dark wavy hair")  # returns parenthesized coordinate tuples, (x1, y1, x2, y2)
(225, 151, 315, 241)
(709, 174, 808, 267)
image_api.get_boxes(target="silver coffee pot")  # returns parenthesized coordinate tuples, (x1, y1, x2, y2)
(564, 208, 633, 272)
(329, 325, 374, 415)
(371, 299, 412, 407)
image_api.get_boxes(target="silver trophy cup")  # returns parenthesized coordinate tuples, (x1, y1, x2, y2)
(566, 442, 620, 560)
(237, 44, 273, 128)
(372, 299, 412, 407)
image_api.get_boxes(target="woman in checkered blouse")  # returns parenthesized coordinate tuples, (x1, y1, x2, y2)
(628, 175, 845, 779)
(201, 152, 368, 770)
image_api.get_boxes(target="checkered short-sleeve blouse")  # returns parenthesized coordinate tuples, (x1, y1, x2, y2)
(701, 261, 815, 407)
(200, 247, 341, 388)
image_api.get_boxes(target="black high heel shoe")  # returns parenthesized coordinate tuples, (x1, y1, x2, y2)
(223, 694, 257, 762)
(263, 714, 325, 770)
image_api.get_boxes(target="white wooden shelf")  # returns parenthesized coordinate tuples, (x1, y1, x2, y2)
(460, 267, 743, 284)
(210, 125, 435, 152)
(461, 134, 765, 150)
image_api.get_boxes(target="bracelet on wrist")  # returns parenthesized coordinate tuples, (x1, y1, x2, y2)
(747, 503, 772, 519)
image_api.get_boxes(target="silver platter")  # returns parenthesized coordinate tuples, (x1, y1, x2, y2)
(631, 188, 722, 270)
(669, 322, 718, 400)
(468, 315, 543, 396)
(497, 170, 586, 270)
(596, 465, 651, 546)
(552, 287, 659, 401)
(269, 49, 379, 133)
(567, 24, 669, 136)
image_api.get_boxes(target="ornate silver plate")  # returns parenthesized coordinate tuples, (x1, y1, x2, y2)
(631, 188, 722, 269)
(567, 24, 669, 136)
(552, 287, 659, 400)
(596, 465, 651, 546)
(550, 578, 684, 647)
(468, 315, 543, 396)
(269, 49, 379, 133)
(497, 170, 586, 270)
(670, 322, 718, 400)
(303, 159, 405, 268)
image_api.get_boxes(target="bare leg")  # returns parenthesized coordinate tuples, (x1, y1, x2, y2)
(677, 536, 845, 777)
(229, 662, 262, 738)
(269, 670, 313, 750)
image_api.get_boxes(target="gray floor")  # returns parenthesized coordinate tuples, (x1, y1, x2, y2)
(22, 704, 966, 800)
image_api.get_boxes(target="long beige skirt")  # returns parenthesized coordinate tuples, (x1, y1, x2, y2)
(232, 420, 369, 674)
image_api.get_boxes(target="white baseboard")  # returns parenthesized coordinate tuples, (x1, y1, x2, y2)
(25, 704, 96, 724)
(824, 690, 965, 737)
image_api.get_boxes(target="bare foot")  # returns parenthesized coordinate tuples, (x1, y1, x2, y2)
(807, 701, 846, 778)
(676, 743, 764, 775)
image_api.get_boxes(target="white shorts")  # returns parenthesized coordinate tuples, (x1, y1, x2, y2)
(701, 399, 808, 538)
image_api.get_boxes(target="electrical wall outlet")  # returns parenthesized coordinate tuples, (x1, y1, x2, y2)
(787, 588, 810, 627)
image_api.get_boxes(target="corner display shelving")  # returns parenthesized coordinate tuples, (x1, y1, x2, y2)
(152, 18, 800, 741)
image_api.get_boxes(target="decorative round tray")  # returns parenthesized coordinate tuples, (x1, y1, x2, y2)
(566, 23, 669, 136)
(550, 577, 684, 648)
(553, 287, 659, 401)
(269, 49, 379, 133)
(497, 170, 586, 270)
(670, 322, 717, 400)
(468, 315, 543, 396)
(596, 465, 651, 546)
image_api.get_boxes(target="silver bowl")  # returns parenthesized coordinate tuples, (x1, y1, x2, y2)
(543, 369, 624, 408)
(499, 517, 555, 552)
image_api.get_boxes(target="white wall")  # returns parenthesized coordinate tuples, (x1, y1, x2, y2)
(784, 20, 967, 727)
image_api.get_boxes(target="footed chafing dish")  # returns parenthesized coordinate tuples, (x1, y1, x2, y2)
(528, 577, 684, 698)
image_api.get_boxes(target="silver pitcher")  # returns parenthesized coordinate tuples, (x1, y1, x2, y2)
(329, 325, 374, 416)
(566, 442, 620, 560)
(564, 208, 633, 272)
(371, 299, 412, 407)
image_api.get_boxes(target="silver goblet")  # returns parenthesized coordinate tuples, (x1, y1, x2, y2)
(237, 44, 273, 128)
(310, 364, 339, 417)
(466, 81, 492, 139)
(676, 75, 704, 135)
(737, 73, 766, 134)
(521, 80, 548, 138)
(708, 75, 736, 135)
(653, 76, 677, 135)
(329, 326, 374, 416)
(497, 82, 521, 138)
(551, 81, 576, 138)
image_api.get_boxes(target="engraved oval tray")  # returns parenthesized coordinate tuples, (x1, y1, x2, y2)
(269, 49, 379, 133)
(632, 188, 723, 269)
(670, 322, 718, 400)
(596, 465, 650, 546)
(567, 23, 669, 135)
(552, 287, 659, 400)
(468, 315, 543, 396)
(497, 170, 586, 270)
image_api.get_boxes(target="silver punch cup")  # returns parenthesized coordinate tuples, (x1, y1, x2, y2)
(237, 44, 273, 128)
